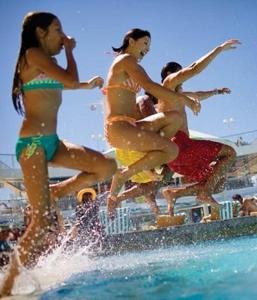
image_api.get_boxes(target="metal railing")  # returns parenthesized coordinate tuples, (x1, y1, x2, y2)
(99, 207, 131, 235)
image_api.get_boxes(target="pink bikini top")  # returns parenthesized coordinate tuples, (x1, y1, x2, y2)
(102, 78, 141, 95)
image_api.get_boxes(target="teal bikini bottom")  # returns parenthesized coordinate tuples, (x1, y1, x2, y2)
(16, 134, 59, 161)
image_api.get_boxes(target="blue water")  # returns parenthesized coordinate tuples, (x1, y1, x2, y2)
(40, 235, 257, 300)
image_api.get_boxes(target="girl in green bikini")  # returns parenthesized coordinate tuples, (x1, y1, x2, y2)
(0, 11, 117, 296)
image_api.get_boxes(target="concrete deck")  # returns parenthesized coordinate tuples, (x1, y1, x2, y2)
(103, 216, 257, 255)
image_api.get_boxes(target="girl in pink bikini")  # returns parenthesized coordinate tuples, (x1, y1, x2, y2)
(104, 28, 200, 217)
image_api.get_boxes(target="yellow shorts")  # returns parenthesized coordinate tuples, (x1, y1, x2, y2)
(115, 148, 153, 183)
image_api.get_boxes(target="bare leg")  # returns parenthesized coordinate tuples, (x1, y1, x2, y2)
(162, 144, 235, 217)
(106, 113, 181, 217)
(0, 149, 52, 297)
(138, 111, 182, 138)
(144, 193, 161, 216)
(108, 181, 159, 218)
(50, 141, 117, 198)
(162, 183, 199, 216)
(116, 182, 156, 202)
(109, 146, 177, 197)
(162, 175, 228, 217)
(116, 181, 160, 215)
(199, 145, 236, 196)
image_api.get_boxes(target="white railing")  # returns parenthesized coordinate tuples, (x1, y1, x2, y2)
(99, 207, 131, 235)
(219, 200, 233, 220)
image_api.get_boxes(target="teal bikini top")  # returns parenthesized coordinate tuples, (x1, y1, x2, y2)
(22, 73, 64, 91)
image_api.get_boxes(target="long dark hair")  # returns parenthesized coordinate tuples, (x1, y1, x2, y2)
(161, 62, 182, 82)
(112, 28, 151, 53)
(12, 12, 57, 114)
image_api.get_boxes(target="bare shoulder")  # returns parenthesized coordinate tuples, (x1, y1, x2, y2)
(26, 47, 46, 61)
(163, 72, 180, 90)
(25, 48, 54, 68)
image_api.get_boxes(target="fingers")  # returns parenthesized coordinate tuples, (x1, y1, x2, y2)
(194, 100, 201, 115)
(96, 77, 104, 88)
(63, 35, 76, 50)
(222, 88, 231, 94)
(222, 39, 241, 50)
(92, 76, 104, 88)
(217, 87, 231, 94)
(227, 39, 241, 45)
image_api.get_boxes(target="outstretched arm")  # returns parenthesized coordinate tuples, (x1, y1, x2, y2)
(164, 39, 241, 88)
(124, 55, 201, 114)
(79, 76, 104, 89)
(183, 88, 231, 101)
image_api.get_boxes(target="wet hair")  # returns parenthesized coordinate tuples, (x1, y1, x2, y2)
(161, 62, 182, 82)
(112, 28, 151, 53)
(12, 12, 58, 114)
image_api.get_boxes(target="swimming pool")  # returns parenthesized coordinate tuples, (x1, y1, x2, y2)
(35, 234, 257, 300)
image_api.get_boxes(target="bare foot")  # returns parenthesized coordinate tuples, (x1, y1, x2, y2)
(107, 194, 118, 219)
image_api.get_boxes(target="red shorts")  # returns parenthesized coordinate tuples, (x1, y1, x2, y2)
(168, 131, 223, 183)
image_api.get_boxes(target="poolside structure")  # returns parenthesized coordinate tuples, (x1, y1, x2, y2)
(103, 216, 257, 255)
(1, 130, 257, 253)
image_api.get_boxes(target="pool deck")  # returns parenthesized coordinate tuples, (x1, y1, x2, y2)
(103, 216, 257, 255)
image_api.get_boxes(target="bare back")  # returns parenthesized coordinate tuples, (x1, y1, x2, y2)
(158, 75, 189, 134)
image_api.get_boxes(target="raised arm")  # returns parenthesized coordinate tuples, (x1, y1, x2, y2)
(26, 35, 80, 89)
(124, 55, 200, 114)
(63, 35, 79, 86)
(165, 39, 241, 88)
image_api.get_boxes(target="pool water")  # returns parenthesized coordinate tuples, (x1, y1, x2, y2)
(38, 234, 257, 300)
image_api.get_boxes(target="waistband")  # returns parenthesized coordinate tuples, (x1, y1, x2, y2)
(106, 115, 137, 126)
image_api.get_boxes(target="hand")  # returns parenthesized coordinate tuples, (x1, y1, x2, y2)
(193, 99, 201, 115)
(188, 97, 201, 116)
(214, 88, 231, 95)
(87, 76, 104, 89)
(220, 39, 241, 51)
(63, 35, 76, 51)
